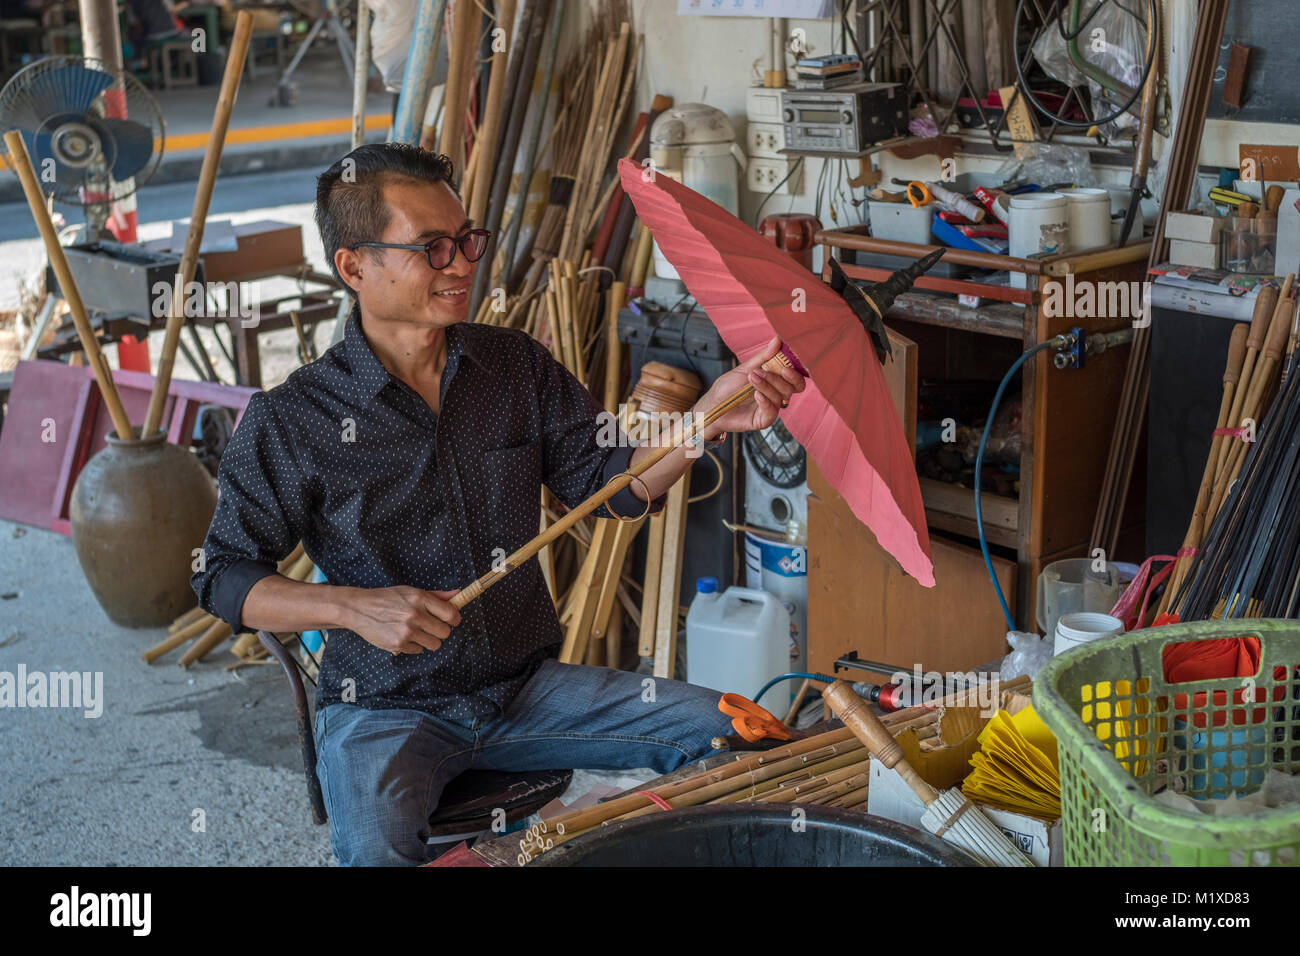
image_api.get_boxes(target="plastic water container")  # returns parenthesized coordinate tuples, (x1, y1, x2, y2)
(686, 578, 791, 697)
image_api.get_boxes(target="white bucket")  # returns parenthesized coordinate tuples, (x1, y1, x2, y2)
(1009, 192, 1069, 289)
(1053, 612, 1124, 657)
(1060, 188, 1112, 252)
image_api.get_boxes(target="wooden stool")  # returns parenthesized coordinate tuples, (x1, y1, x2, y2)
(147, 39, 198, 90)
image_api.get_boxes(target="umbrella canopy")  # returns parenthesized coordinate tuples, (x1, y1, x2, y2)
(617, 158, 933, 586)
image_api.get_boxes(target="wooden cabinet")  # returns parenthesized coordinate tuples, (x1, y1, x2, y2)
(805, 228, 1148, 674)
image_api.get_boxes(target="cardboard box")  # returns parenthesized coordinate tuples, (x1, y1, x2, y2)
(1165, 211, 1225, 243)
(868, 760, 1064, 866)
(1169, 238, 1220, 270)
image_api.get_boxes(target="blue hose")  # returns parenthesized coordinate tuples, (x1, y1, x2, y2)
(975, 341, 1058, 631)
(753, 671, 838, 706)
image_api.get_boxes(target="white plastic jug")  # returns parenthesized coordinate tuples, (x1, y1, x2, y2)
(685, 578, 791, 698)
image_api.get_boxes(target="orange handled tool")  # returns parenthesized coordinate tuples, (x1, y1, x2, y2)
(718, 693, 793, 743)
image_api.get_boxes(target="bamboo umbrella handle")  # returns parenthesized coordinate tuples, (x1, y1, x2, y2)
(450, 350, 794, 610)
(823, 679, 939, 807)
(142, 11, 254, 438)
(4, 131, 134, 441)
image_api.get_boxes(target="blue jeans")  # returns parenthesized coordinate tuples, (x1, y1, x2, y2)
(314, 659, 735, 865)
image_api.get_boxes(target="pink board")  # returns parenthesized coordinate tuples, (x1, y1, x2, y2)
(0, 360, 258, 535)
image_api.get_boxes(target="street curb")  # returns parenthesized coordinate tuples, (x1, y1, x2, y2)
(0, 132, 387, 205)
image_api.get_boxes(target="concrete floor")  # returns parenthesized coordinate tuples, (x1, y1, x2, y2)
(0, 518, 334, 865)
(0, 520, 657, 866)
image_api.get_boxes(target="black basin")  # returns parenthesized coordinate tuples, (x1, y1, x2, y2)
(527, 803, 978, 867)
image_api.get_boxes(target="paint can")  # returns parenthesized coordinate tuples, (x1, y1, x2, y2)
(1060, 187, 1112, 251)
(1053, 612, 1124, 657)
(1009, 192, 1069, 289)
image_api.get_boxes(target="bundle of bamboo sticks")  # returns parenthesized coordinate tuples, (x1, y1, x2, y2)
(1159, 277, 1297, 617)
(1164, 281, 1300, 622)
(515, 709, 942, 864)
(144, 544, 314, 667)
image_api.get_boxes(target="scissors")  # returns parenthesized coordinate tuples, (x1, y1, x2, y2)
(717, 692, 793, 743)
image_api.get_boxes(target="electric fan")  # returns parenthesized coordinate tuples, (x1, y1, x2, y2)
(0, 56, 165, 238)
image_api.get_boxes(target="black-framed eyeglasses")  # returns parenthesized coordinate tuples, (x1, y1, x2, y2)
(352, 228, 492, 270)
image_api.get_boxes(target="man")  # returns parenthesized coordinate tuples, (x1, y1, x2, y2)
(192, 143, 804, 866)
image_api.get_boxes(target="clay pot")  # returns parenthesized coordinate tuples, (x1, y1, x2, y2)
(70, 428, 218, 627)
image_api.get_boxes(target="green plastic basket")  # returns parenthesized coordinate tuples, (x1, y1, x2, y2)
(1034, 618, 1300, 866)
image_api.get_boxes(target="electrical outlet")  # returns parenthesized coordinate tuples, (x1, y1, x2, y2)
(747, 122, 785, 158)
(746, 158, 803, 195)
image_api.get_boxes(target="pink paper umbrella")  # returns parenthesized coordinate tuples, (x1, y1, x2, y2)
(617, 158, 936, 586)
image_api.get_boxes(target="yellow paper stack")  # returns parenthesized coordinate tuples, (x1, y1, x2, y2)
(961, 703, 1061, 819)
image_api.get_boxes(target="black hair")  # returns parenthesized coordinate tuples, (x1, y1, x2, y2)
(314, 143, 458, 290)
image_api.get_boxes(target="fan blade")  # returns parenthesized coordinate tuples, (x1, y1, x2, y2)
(96, 118, 154, 180)
(26, 62, 115, 118)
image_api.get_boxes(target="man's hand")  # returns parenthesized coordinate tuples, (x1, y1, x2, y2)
(343, 586, 462, 655)
(694, 335, 805, 438)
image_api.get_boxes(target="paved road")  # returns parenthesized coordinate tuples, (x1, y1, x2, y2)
(0, 166, 327, 388)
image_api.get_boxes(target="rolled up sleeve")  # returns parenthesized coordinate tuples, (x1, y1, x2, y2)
(191, 391, 311, 633)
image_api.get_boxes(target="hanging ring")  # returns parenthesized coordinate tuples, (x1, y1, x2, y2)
(604, 472, 653, 522)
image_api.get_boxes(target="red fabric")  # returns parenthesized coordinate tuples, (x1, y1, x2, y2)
(1161, 634, 1285, 728)
(617, 159, 933, 585)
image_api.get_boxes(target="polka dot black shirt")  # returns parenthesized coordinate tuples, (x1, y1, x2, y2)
(192, 309, 665, 726)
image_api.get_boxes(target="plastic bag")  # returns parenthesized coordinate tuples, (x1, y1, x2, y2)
(1030, 1, 1149, 140)
(994, 142, 1098, 189)
(365, 0, 422, 92)
(1000, 630, 1054, 682)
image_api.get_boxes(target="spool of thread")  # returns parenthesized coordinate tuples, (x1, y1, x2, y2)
(1059, 187, 1112, 251)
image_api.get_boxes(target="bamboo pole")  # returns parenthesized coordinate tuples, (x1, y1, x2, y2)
(351, 1, 371, 149)
(652, 476, 688, 678)
(540, 738, 868, 849)
(538, 727, 858, 834)
(469, 0, 516, 226)
(179, 619, 233, 668)
(437, 0, 480, 168)
(168, 605, 206, 633)
(4, 131, 133, 441)
(1207, 277, 1295, 520)
(143, 11, 254, 438)
(1212, 286, 1277, 488)
(783, 678, 813, 726)
(143, 615, 211, 663)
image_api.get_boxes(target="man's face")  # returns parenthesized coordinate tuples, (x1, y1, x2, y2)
(343, 177, 476, 329)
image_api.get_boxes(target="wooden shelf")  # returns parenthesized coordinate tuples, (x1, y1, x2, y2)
(883, 291, 1026, 339)
(920, 478, 1019, 549)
